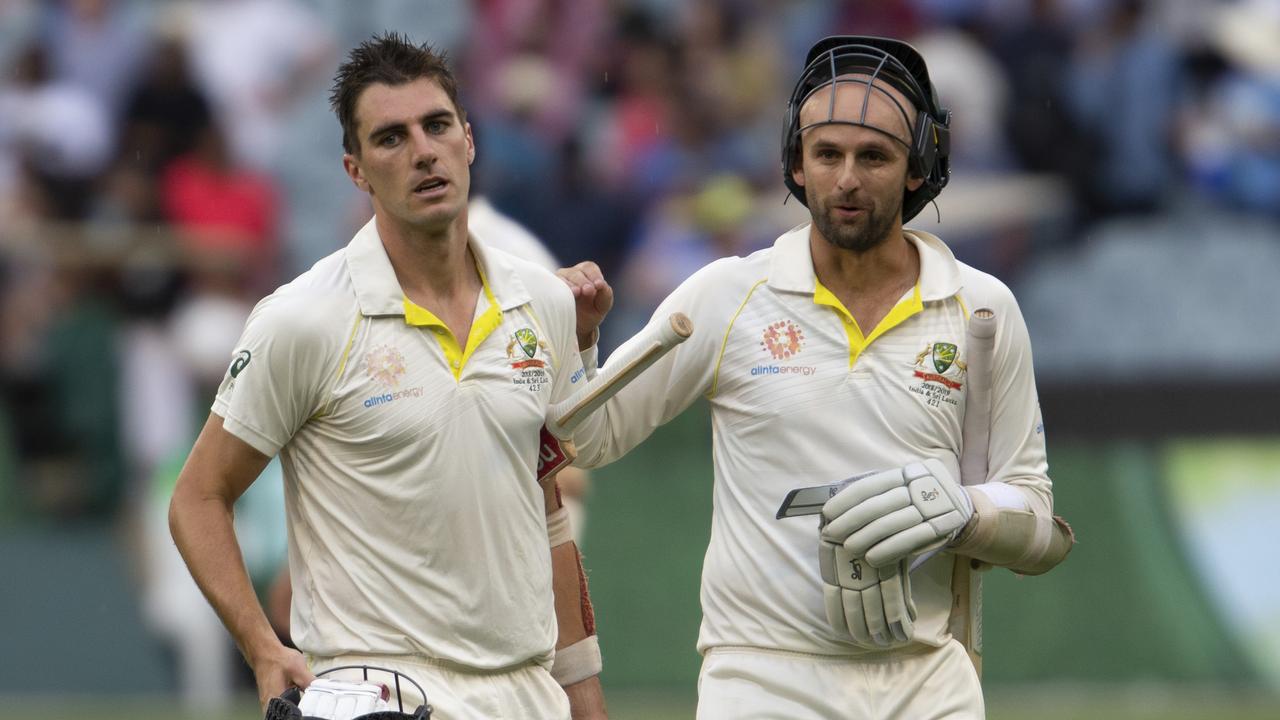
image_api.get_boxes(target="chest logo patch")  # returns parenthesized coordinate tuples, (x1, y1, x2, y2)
(909, 340, 965, 408)
(514, 327, 539, 358)
(751, 320, 817, 378)
(931, 342, 957, 374)
(508, 327, 550, 392)
(365, 345, 407, 389)
(761, 320, 805, 360)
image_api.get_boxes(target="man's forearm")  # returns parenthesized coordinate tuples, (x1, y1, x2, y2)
(563, 675, 607, 719)
(950, 485, 1075, 575)
(169, 489, 281, 663)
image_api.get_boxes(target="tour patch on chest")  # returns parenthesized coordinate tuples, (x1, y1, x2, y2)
(507, 327, 551, 392)
(908, 340, 965, 409)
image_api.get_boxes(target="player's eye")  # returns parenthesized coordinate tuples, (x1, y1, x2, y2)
(379, 132, 402, 148)
(426, 119, 449, 134)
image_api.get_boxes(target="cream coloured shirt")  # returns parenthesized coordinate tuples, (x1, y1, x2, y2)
(575, 223, 1052, 656)
(213, 218, 588, 668)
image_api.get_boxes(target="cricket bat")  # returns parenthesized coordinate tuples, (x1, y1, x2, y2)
(953, 306, 998, 677)
(536, 312, 694, 481)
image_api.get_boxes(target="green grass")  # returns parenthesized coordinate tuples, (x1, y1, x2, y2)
(2, 685, 1276, 719)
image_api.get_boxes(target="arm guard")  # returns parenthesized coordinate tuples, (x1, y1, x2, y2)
(545, 483, 602, 686)
(949, 487, 1075, 576)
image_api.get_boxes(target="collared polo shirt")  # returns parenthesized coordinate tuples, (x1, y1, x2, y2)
(575, 223, 1051, 657)
(212, 218, 584, 669)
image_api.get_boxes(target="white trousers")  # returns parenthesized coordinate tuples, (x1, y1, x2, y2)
(697, 640, 984, 720)
(309, 653, 570, 720)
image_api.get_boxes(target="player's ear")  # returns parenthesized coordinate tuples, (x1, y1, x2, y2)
(464, 121, 475, 165)
(790, 148, 806, 190)
(905, 172, 924, 192)
(343, 153, 370, 193)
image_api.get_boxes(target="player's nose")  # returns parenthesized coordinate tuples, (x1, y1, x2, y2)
(407, 127, 437, 168)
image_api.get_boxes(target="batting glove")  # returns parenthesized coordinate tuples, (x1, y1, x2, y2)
(820, 459, 973, 569)
(819, 537, 917, 648)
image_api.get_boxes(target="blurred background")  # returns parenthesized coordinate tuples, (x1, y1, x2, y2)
(1, 0, 1278, 718)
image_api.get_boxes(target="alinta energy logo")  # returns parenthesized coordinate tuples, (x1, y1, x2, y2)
(363, 344, 422, 408)
(752, 320, 817, 377)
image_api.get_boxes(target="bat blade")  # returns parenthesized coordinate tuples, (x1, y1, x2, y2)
(537, 313, 693, 482)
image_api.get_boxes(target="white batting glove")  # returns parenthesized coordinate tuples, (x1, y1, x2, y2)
(297, 678, 389, 719)
(820, 459, 973, 569)
(819, 537, 916, 648)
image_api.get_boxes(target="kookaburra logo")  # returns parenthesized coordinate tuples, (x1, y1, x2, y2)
(921, 489, 939, 502)
(849, 559, 863, 581)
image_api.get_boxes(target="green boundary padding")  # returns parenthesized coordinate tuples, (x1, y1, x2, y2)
(586, 422, 1262, 691)
(584, 402, 713, 692)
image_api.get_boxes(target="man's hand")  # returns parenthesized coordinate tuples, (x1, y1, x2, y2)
(251, 642, 314, 710)
(556, 262, 613, 350)
(821, 459, 973, 568)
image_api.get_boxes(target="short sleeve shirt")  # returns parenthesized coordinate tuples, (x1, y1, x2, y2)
(213, 219, 584, 668)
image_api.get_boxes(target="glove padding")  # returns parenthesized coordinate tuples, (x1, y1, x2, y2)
(297, 679, 390, 719)
(821, 459, 973, 569)
(819, 537, 916, 648)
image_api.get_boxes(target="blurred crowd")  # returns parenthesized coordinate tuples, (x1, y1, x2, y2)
(0, 0, 1278, 708)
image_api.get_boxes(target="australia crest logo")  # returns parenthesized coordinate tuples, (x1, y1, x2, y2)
(912, 341, 965, 390)
(507, 327, 548, 369)
(508, 327, 551, 391)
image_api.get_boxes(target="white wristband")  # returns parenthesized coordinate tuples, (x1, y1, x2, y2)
(550, 635, 602, 687)
(547, 506, 573, 547)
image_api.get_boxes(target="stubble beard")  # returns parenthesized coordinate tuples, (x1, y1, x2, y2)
(808, 187, 901, 254)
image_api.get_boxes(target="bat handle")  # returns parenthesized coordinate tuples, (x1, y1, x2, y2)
(960, 307, 997, 487)
(546, 312, 693, 436)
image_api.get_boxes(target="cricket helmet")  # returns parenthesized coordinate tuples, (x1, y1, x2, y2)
(782, 35, 951, 221)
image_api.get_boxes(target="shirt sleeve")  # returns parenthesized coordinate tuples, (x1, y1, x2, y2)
(982, 285, 1054, 518)
(546, 281, 591, 405)
(569, 260, 738, 469)
(211, 292, 344, 457)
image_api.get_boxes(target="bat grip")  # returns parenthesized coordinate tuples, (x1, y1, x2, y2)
(959, 307, 997, 487)
(546, 312, 692, 436)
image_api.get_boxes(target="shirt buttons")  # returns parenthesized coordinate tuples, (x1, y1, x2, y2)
(451, 360, 460, 368)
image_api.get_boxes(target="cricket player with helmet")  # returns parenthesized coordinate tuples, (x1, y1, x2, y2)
(559, 35, 1073, 718)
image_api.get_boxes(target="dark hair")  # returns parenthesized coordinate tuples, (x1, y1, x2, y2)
(329, 32, 466, 155)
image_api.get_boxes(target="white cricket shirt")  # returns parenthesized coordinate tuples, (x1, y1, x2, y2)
(575, 223, 1052, 656)
(213, 218, 586, 669)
